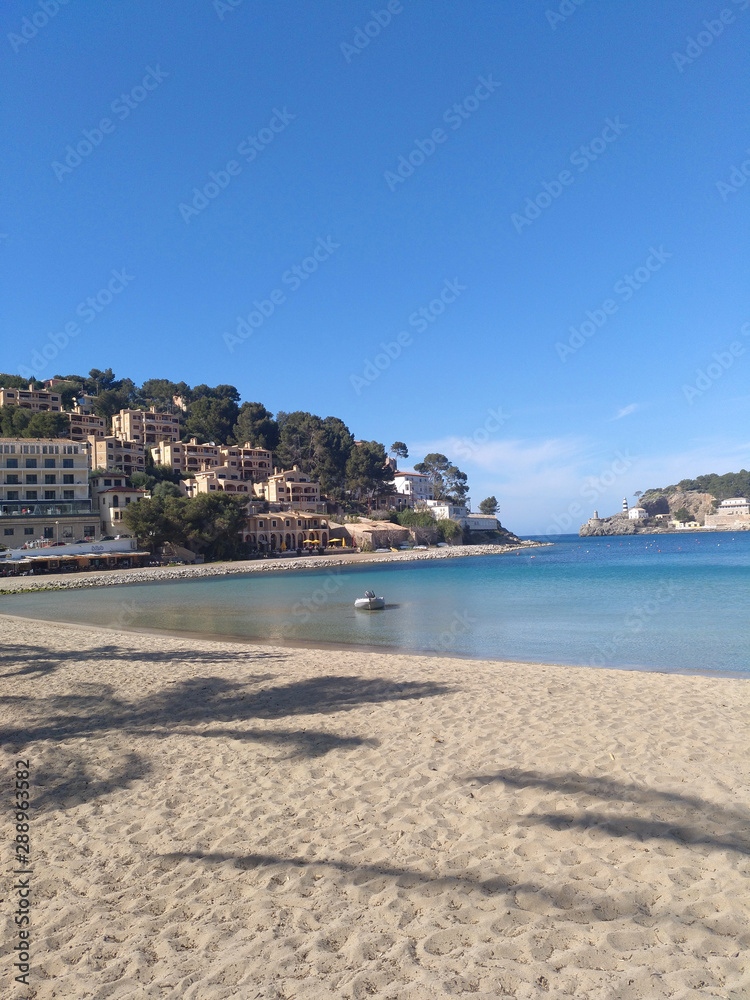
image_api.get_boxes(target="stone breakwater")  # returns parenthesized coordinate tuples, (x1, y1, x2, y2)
(0, 541, 546, 595)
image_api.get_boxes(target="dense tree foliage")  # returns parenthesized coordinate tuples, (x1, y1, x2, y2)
(0, 373, 43, 389)
(389, 441, 408, 459)
(183, 396, 240, 444)
(275, 411, 355, 496)
(138, 378, 190, 410)
(233, 402, 279, 451)
(479, 496, 498, 514)
(123, 491, 248, 560)
(395, 509, 435, 528)
(646, 470, 750, 501)
(345, 441, 393, 501)
(0, 406, 69, 438)
(414, 453, 469, 504)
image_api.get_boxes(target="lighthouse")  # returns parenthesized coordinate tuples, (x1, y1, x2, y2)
(622, 497, 629, 513)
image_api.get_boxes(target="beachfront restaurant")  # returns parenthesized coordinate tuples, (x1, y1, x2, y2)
(0, 550, 152, 576)
(243, 512, 329, 552)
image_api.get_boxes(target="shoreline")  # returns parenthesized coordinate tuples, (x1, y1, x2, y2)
(2, 616, 748, 999)
(1, 610, 746, 681)
(0, 540, 545, 594)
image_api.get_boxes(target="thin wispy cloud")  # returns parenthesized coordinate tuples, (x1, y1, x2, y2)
(613, 403, 639, 420)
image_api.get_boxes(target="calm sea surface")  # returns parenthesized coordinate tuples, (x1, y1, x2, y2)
(4, 532, 749, 675)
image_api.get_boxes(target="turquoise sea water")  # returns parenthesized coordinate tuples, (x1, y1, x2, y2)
(4, 532, 749, 675)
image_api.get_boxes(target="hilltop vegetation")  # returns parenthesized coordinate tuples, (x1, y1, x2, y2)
(642, 470, 750, 503)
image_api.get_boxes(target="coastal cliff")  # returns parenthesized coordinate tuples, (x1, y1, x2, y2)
(579, 491, 715, 536)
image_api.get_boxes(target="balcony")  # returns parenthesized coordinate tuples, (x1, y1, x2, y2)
(0, 499, 93, 518)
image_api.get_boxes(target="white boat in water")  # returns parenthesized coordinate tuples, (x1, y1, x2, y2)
(354, 590, 385, 610)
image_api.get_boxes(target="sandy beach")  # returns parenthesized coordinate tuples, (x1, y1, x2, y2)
(1, 613, 748, 999)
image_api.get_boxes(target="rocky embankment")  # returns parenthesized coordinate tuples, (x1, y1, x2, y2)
(579, 491, 716, 536)
(0, 541, 547, 594)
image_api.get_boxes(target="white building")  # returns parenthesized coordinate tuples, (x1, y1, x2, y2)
(628, 506, 648, 520)
(393, 471, 434, 502)
(703, 497, 750, 529)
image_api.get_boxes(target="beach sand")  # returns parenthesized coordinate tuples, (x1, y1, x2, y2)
(1, 614, 748, 999)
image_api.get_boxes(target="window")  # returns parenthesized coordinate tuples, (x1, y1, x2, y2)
(44, 458, 55, 468)
(104, 479, 111, 486)
(84, 525, 95, 536)
(111, 496, 119, 507)
(44, 491, 56, 500)
(25, 475, 38, 484)
(7, 491, 18, 501)
(6, 475, 18, 485)
(3, 528, 13, 536)
(6, 459, 18, 469)
(63, 475, 74, 484)
(25, 491, 38, 500)
(44, 475, 56, 484)
(25, 459, 37, 468)
(24, 528, 34, 536)
(63, 490, 74, 500)
(43, 527, 53, 539)
(62, 459, 73, 468)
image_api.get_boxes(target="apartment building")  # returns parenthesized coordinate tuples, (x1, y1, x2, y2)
(112, 408, 181, 445)
(183, 467, 253, 498)
(67, 407, 106, 442)
(0, 439, 96, 544)
(88, 435, 146, 475)
(219, 443, 273, 481)
(0, 385, 62, 412)
(150, 437, 221, 475)
(253, 466, 323, 511)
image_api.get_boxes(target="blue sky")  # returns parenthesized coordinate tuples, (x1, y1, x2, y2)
(3, 0, 749, 534)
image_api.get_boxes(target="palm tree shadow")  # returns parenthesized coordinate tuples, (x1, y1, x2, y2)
(466, 767, 750, 856)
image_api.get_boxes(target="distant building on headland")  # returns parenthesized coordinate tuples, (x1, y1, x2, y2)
(704, 497, 750, 529)
(628, 506, 647, 520)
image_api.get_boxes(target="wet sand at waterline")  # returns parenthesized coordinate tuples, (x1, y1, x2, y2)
(2, 615, 748, 999)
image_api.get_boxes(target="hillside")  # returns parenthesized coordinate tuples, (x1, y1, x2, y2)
(642, 470, 750, 502)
